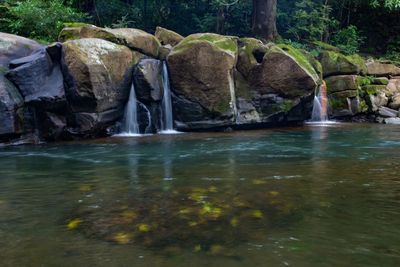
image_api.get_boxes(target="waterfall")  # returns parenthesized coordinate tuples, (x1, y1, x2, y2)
(310, 81, 329, 122)
(228, 70, 238, 122)
(121, 81, 140, 135)
(160, 61, 176, 133)
(138, 101, 152, 134)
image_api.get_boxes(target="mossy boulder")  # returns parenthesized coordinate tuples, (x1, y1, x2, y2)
(366, 60, 400, 77)
(319, 51, 366, 77)
(62, 38, 137, 115)
(247, 44, 319, 97)
(59, 25, 161, 58)
(311, 41, 341, 52)
(155, 27, 184, 47)
(325, 75, 359, 94)
(167, 33, 238, 126)
(235, 41, 319, 123)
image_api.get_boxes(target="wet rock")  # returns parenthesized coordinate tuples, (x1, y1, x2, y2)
(155, 27, 184, 47)
(134, 59, 163, 102)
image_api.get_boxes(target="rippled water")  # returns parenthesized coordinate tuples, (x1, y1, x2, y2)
(1, 123, 400, 266)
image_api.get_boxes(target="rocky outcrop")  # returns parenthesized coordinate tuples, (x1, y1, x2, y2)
(0, 33, 42, 140)
(59, 25, 161, 58)
(235, 39, 320, 124)
(366, 60, 400, 77)
(6, 47, 65, 110)
(319, 51, 366, 77)
(155, 27, 184, 47)
(62, 38, 138, 134)
(167, 33, 238, 129)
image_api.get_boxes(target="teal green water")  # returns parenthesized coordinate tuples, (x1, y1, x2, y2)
(1, 124, 400, 266)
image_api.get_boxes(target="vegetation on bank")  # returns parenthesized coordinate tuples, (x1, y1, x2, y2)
(0, 0, 399, 61)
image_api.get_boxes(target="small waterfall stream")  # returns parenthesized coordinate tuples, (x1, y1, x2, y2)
(160, 61, 176, 133)
(228, 70, 238, 122)
(122, 81, 140, 135)
(310, 81, 330, 122)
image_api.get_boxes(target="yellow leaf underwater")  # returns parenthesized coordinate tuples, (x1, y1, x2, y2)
(67, 218, 82, 230)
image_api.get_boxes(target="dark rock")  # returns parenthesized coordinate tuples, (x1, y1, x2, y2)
(0, 32, 42, 67)
(0, 75, 24, 138)
(134, 59, 163, 102)
(6, 49, 66, 111)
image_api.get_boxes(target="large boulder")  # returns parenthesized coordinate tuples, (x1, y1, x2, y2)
(167, 33, 238, 129)
(134, 59, 163, 102)
(0, 75, 24, 138)
(6, 47, 65, 110)
(235, 40, 319, 124)
(62, 38, 138, 133)
(59, 25, 161, 58)
(0, 32, 42, 140)
(366, 61, 400, 77)
(318, 51, 366, 77)
(155, 27, 184, 47)
(0, 32, 42, 67)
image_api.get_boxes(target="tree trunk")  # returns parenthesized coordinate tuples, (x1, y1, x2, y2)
(252, 0, 278, 41)
(216, 6, 226, 34)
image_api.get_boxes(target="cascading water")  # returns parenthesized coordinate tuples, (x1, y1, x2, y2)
(310, 81, 330, 123)
(121, 81, 140, 135)
(160, 61, 177, 133)
(228, 70, 238, 122)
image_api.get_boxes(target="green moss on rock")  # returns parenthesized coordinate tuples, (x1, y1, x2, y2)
(276, 44, 319, 82)
(177, 33, 237, 56)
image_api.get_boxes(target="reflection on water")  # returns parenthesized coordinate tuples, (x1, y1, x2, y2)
(1, 124, 400, 266)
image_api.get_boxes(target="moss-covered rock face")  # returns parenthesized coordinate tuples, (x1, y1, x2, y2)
(167, 33, 238, 126)
(62, 38, 136, 114)
(319, 51, 366, 77)
(59, 25, 161, 58)
(325, 75, 363, 117)
(248, 45, 319, 97)
(235, 41, 319, 123)
(155, 26, 184, 47)
(325, 75, 359, 94)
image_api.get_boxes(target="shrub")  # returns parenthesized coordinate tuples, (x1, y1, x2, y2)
(0, 0, 87, 42)
(332, 25, 364, 55)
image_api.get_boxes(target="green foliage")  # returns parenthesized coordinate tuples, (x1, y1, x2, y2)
(331, 25, 364, 55)
(279, 0, 337, 42)
(0, 0, 87, 42)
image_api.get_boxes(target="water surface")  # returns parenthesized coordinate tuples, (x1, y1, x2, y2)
(1, 124, 400, 266)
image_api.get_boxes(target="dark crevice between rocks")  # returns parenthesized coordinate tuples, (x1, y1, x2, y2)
(253, 48, 266, 64)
